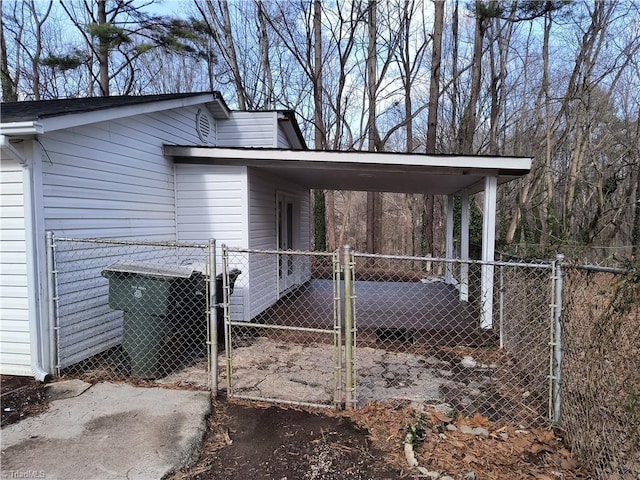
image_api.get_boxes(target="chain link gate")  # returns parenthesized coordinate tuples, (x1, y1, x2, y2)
(221, 246, 345, 409)
(220, 245, 557, 423)
(48, 234, 216, 388)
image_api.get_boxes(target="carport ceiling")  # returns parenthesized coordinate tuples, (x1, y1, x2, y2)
(165, 146, 532, 195)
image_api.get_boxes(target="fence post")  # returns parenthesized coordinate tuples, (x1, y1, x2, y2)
(499, 253, 504, 349)
(208, 239, 218, 397)
(45, 231, 59, 376)
(343, 245, 355, 410)
(551, 253, 565, 424)
(222, 245, 233, 397)
(333, 250, 343, 408)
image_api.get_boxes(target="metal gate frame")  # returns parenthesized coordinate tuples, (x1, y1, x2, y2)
(221, 245, 345, 409)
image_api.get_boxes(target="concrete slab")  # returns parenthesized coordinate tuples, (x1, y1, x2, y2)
(44, 379, 92, 401)
(0, 382, 211, 480)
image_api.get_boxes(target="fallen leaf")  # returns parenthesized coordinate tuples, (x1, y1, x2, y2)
(535, 429, 555, 445)
(468, 412, 490, 427)
(558, 448, 571, 458)
(534, 474, 555, 480)
(463, 454, 479, 464)
(430, 410, 453, 423)
(530, 443, 555, 455)
(561, 457, 578, 470)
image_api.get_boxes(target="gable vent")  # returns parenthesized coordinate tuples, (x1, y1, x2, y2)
(196, 109, 213, 143)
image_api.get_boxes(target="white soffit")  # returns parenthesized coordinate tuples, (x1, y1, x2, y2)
(164, 146, 532, 195)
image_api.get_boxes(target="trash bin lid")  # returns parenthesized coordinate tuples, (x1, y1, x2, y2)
(102, 261, 196, 279)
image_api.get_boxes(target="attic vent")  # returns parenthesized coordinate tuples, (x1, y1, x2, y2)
(196, 109, 213, 143)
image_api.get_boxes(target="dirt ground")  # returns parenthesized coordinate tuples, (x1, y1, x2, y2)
(2, 375, 589, 479)
(169, 399, 589, 480)
(1, 375, 48, 427)
(168, 401, 400, 480)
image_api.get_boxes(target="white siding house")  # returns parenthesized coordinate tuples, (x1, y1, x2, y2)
(0, 92, 309, 378)
(0, 92, 531, 379)
(0, 152, 31, 375)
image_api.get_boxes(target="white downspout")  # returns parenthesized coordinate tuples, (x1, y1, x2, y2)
(23, 140, 51, 381)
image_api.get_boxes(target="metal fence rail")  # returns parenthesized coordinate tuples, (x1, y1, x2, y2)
(49, 234, 214, 389)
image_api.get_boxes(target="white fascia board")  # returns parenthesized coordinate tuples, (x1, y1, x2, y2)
(165, 146, 532, 174)
(0, 121, 44, 135)
(30, 94, 220, 133)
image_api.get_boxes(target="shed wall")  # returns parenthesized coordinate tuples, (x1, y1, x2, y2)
(175, 163, 249, 320)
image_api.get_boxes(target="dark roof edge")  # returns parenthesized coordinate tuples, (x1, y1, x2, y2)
(277, 110, 308, 150)
(0, 91, 228, 124)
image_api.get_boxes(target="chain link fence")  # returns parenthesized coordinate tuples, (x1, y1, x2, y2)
(218, 247, 555, 422)
(47, 235, 640, 477)
(561, 264, 640, 479)
(351, 252, 554, 425)
(50, 235, 214, 388)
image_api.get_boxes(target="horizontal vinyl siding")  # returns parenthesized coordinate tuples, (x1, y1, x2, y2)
(0, 156, 31, 375)
(247, 168, 311, 318)
(175, 164, 246, 245)
(41, 104, 213, 369)
(175, 163, 248, 320)
(217, 111, 276, 147)
(277, 124, 291, 148)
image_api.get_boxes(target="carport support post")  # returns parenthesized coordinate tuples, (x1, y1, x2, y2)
(460, 191, 470, 302)
(343, 246, 355, 410)
(208, 239, 218, 397)
(480, 176, 497, 329)
(445, 195, 454, 284)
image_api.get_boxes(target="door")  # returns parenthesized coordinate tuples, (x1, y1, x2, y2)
(277, 193, 295, 294)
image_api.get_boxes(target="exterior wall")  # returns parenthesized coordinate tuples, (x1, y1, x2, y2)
(42, 106, 212, 239)
(175, 163, 249, 320)
(39, 105, 216, 369)
(217, 111, 277, 147)
(0, 154, 31, 375)
(277, 122, 291, 148)
(247, 167, 311, 319)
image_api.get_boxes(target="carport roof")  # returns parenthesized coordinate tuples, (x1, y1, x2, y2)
(164, 146, 532, 195)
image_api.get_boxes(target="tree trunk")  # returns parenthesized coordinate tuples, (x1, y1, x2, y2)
(97, 0, 109, 96)
(426, 0, 443, 153)
(422, 0, 443, 256)
(632, 161, 640, 259)
(256, 1, 273, 109)
(458, 2, 485, 154)
(0, 0, 17, 101)
(366, 0, 381, 254)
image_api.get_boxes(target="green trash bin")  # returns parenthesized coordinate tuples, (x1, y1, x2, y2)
(102, 261, 203, 379)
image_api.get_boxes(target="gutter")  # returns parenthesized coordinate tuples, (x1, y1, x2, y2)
(0, 135, 29, 165)
(0, 121, 43, 136)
